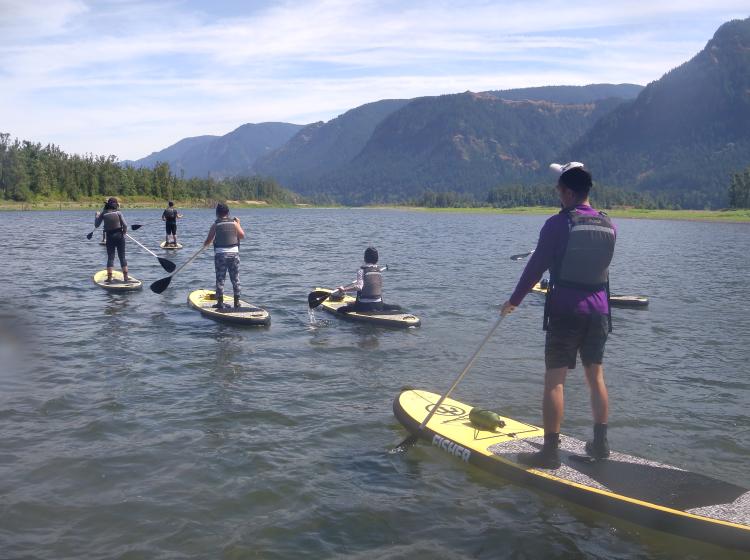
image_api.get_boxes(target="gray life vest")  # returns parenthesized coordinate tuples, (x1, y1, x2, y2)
(358, 264, 382, 302)
(214, 218, 239, 248)
(551, 209, 615, 291)
(164, 208, 178, 221)
(102, 210, 124, 233)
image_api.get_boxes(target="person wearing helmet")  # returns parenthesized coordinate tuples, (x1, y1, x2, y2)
(202, 203, 245, 310)
(94, 197, 129, 283)
(161, 200, 183, 246)
(500, 162, 616, 469)
(334, 247, 401, 313)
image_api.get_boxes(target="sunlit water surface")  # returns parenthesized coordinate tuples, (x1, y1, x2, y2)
(0, 208, 748, 559)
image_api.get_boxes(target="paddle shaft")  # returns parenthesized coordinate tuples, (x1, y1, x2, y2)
(415, 315, 505, 432)
(126, 233, 159, 258)
(172, 245, 206, 277)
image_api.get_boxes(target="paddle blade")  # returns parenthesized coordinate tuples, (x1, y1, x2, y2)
(390, 433, 420, 453)
(510, 251, 533, 261)
(308, 290, 331, 309)
(131, 224, 142, 231)
(150, 275, 172, 294)
(158, 257, 176, 273)
(86, 231, 94, 240)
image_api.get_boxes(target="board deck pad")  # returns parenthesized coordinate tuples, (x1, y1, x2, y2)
(393, 389, 750, 550)
(188, 289, 270, 326)
(92, 269, 142, 291)
(314, 287, 420, 328)
(531, 282, 649, 308)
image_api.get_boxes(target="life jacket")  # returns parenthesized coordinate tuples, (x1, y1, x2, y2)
(544, 208, 615, 330)
(164, 208, 178, 221)
(357, 264, 382, 302)
(551, 208, 615, 290)
(213, 217, 239, 248)
(102, 210, 124, 233)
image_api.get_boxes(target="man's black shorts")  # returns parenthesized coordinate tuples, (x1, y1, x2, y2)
(165, 222, 177, 235)
(545, 313, 609, 369)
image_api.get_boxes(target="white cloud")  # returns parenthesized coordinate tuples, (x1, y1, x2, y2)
(0, 0, 747, 159)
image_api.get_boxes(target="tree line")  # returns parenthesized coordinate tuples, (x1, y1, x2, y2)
(409, 183, 690, 209)
(0, 133, 299, 204)
(729, 166, 750, 208)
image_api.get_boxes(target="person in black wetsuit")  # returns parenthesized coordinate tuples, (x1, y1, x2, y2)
(334, 247, 402, 314)
(161, 201, 183, 246)
(94, 197, 129, 282)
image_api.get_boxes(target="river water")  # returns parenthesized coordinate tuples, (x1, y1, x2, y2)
(0, 208, 748, 559)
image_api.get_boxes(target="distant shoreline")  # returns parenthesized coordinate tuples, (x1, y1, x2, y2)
(1, 199, 748, 222)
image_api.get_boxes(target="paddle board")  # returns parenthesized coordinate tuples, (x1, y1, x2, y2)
(160, 241, 183, 250)
(188, 289, 270, 326)
(314, 287, 420, 328)
(393, 389, 750, 551)
(92, 269, 142, 291)
(531, 282, 649, 308)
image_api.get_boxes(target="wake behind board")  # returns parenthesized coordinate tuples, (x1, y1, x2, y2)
(160, 241, 183, 250)
(532, 282, 649, 308)
(314, 287, 420, 328)
(393, 389, 750, 552)
(92, 269, 142, 291)
(188, 289, 270, 326)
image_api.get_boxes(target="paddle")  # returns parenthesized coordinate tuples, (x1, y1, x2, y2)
(125, 233, 175, 273)
(150, 245, 206, 294)
(87, 223, 142, 239)
(510, 249, 534, 261)
(392, 315, 505, 452)
(308, 265, 389, 309)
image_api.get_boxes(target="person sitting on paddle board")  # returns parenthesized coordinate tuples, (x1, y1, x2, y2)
(161, 200, 183, 246)
(333, 247, 401, 313)
(202, 203, 245, 310)
(500, 162, 616, 468)
(94, 197, 129, 283)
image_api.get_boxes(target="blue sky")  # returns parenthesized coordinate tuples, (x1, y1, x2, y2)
(0, 1, 747, 160)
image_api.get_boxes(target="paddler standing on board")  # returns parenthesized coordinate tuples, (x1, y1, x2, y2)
(161, 200, 183, 246)
(202, 203, 245, 310)
(95, 197, 129, 283)
(500, 162, 616, 468)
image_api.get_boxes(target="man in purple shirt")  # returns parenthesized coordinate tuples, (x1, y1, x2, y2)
(501, 162, 616, 468)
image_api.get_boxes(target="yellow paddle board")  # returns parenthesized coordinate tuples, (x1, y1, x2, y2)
(393, 389, 750, 551)
(188, 289, 270, 326)
(160, 241, 183, 250)
(92, 270, 142, 291)
(314, 287, 420, 328)
(531, 282, 649, 308)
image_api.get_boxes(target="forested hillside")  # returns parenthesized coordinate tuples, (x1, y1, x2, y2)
(128, 122, 304, 179)
(570, 17, 750, 207)
(0, 133, 299, 204)
(292, 93, 625, 204)
(253, 99, 409, 185)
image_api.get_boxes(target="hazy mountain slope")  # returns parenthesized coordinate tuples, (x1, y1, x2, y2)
(569, 17, 750, 206)
(484, 83, 643, 104)
(129, 122, 304, 178)
(253, 99, 409, 182)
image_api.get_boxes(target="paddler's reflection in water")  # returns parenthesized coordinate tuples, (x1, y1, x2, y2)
(104, 294, 131, 317)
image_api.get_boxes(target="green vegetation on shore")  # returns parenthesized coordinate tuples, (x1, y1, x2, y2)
(4, 198, 747, 222)
(364, 205, 750, 222)
(0, 133, 300, 206)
